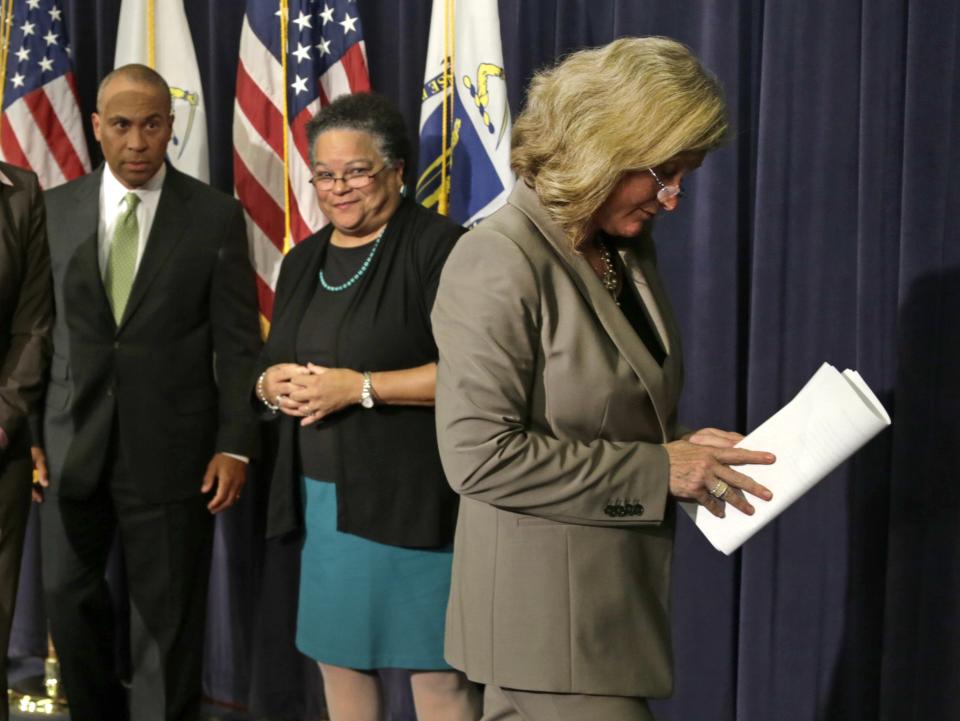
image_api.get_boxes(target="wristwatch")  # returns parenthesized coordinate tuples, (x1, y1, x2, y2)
(360, 371, 375, 409)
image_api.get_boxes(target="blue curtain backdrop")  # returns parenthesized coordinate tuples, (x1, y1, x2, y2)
(9, 2, 958, 720)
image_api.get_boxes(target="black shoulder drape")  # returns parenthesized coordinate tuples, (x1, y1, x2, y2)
(11, 2, 958, 720)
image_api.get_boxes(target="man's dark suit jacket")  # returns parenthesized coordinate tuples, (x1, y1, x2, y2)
(0, 161, 51, 452)
(42, 164, 260, 501)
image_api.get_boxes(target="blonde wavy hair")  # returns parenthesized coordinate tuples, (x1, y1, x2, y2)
(512, 36, 729, 247)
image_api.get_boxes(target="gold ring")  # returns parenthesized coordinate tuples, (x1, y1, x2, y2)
(709, 480, 729, 498)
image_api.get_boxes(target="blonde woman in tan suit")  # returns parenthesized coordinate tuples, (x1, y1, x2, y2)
(432, 37, 777, 721)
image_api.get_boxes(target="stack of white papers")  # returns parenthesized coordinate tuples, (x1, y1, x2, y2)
(681, 362, 891, 555)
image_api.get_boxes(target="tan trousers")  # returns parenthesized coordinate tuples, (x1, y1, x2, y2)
(481, 684, 655, 721)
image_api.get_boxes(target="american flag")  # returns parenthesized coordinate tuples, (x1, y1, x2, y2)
(0, 0, 90, 188)
(233, 0, 370, 322)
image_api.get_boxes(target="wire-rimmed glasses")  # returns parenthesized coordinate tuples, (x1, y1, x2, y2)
(648, 167, 684, 209)
(311, 165, 388, 191)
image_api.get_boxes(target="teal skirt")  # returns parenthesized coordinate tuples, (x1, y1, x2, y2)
(296, 476, 454, 670)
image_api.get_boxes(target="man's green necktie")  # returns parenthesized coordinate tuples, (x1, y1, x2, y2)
(105, 192, 140, 324)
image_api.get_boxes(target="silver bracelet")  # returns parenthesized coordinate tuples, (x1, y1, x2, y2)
(256, 370, 280, 412)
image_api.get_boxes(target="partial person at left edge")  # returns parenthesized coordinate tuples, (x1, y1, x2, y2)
(30, 64, 262, 721)
(0, 160, 52, 721)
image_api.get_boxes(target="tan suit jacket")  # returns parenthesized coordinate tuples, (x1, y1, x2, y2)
(432, 181, 685, 699)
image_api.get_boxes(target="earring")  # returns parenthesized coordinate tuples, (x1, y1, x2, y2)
(399, 183, 408, 198)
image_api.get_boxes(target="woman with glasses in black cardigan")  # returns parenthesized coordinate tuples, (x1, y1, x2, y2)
(254, 92, 479, 721)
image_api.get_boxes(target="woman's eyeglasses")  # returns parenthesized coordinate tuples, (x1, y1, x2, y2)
(648, 167, 684, 208)
(311, 165, 387, 191)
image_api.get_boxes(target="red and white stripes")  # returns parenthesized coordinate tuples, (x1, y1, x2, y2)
(1, 73, 90, 189)
(233, 10, 369, 322)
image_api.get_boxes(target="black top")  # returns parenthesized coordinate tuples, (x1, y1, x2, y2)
(257, 199, 466, 548)
(616, 276, 667, 366)
(602, 235, 667, 366)
(295, 242, 370, 480)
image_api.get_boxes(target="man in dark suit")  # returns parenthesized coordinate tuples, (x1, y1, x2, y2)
(32, 64, 261, 721)
(0, 160, 51, 721)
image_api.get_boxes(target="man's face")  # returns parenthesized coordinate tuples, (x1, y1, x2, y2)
(92, 77, 173, 189)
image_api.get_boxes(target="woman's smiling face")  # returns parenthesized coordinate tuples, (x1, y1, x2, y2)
(310, 128, 404, 239)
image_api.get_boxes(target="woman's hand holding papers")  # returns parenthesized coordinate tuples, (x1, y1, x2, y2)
(665, 428, 776, 518)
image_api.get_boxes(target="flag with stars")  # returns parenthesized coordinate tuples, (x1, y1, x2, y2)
(233, 0, 369, 322)
(0, 0, 91, 188)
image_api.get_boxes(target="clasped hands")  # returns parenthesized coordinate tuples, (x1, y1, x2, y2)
(665, 427, 775, 518)
(261, 362, 362, 426)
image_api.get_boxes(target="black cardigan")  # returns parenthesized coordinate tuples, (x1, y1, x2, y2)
(259, 199, 465, 547)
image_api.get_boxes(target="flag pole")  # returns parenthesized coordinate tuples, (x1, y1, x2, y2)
(146, 0, 156, 68)
(0, 0, 14, 115)
(439, 0, 447, 215)
(439, 0, 455, 216)
(279, 0, 292, 253)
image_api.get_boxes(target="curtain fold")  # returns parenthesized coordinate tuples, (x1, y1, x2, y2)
(881, 2, 960, 720)
(8, 2, 956, 720)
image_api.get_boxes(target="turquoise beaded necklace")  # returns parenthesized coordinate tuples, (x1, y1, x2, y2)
(318, 227, 385, 292)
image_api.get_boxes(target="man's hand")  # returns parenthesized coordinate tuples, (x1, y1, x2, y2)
(201, 453, 247, 513)
(31, 446, 48, 503)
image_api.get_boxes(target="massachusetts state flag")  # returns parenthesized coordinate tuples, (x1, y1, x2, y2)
(114, 0, 210, 181)
(233, 0, 370, 322)
(416, 0, 513, 226)
(0, 0, 90, 188)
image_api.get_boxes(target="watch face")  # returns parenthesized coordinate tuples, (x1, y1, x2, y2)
(361, 396, 375, 409)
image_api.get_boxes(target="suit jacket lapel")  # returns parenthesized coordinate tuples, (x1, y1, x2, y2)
(623, 237, 684, 414)
(69, 168, 115, 327)
(508, 182, 674, 437)
(118, 167, 189, 332)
